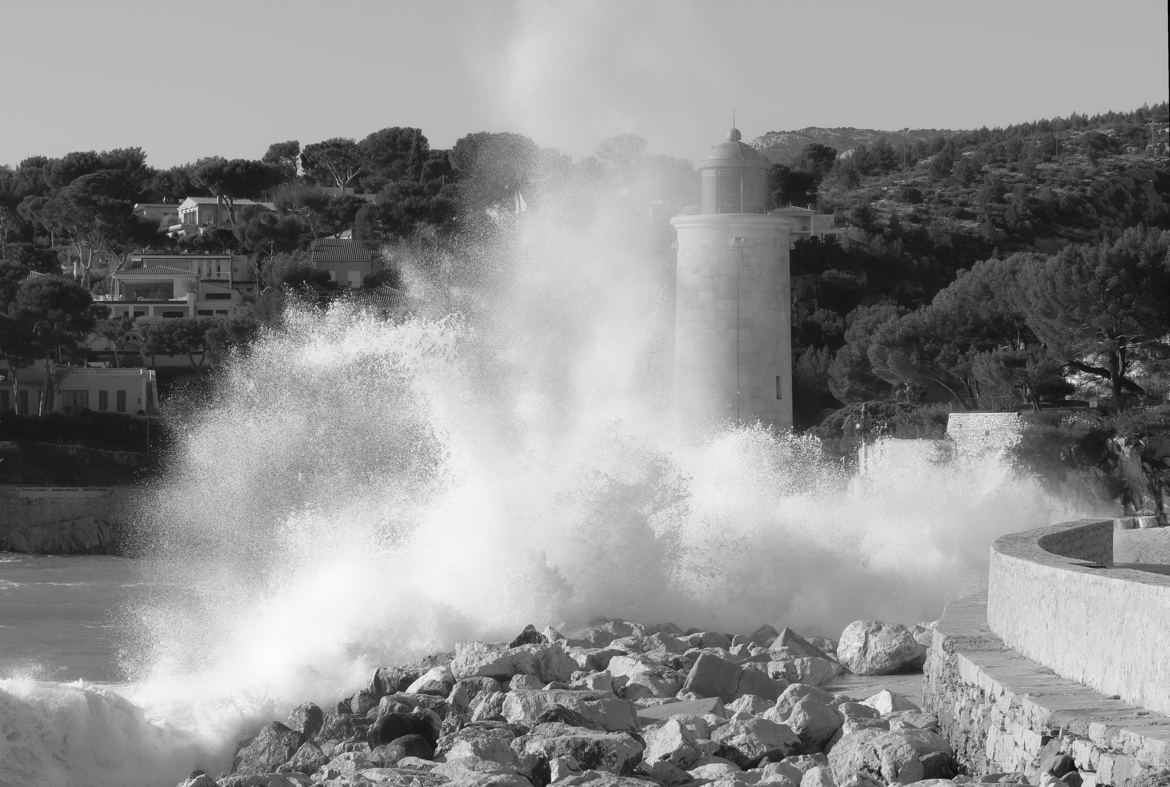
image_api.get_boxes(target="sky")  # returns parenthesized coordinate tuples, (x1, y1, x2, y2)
(0, 0, 1166, 169)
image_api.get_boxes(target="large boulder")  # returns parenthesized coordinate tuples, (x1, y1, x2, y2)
(801, 763, 838, 787)
(450, 641, 578, 684)
(286, 702, 325, 739)
(436, 723, 519, 765)
(828, 729, 951, 786)
(860, 691, 919, 716)
(430, 755, 533, 787)
(783, 695, 844, 752)
(368, 712, 439, 748)
(232, 721, 303, 776)
(376, 734, 436, 764)
(642, 718, 703, 769)
(769, 628, 829, 660)
(406, 666, 455, 697)
(710, 717, 801, 768)
(502, 689, 639, 732)
(683, 652, 784, 702)
(781, 657, 841, 687)
(372, 665, 419, 697)
(836, 621, 926, 676)
(557, 769, 657, 787)
(606, 655, 681, 698)
(283, 740, 329, 775)
(513, 722, 644, 775)
(448, 677, 503, 714)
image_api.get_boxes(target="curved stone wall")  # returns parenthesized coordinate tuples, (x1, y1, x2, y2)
(987, 519, 1170, 715)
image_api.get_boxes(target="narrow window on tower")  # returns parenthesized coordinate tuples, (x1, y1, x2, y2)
(776, 375, 782, 399)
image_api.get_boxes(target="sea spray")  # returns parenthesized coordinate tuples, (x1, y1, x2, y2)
(1, 187, 1100, 787)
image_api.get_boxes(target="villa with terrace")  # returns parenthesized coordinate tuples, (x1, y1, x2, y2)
(95, 252, 256, 320)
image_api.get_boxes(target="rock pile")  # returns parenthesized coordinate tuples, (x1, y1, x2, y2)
(174, 618, 1034, 787)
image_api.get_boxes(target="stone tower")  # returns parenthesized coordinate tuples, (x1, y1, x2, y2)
(671, 127, 793, 433)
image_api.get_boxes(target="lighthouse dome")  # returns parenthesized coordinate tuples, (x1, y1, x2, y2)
(696, 127, 768, 214)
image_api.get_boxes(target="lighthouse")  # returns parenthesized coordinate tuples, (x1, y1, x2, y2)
(671, 126, 793, 433)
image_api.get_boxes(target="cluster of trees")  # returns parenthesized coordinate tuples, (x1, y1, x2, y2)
(775, 104, 1170, 425)
(1, 124, 695, 284)
(792, 227, 1170, 426)
(0, 262, 95, 415)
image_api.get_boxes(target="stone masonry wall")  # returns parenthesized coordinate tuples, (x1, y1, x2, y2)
(0, 486, 127, 553)
(925, 595, 1170, 786)
(988, 521, 1170, 715)
(946, 412, 1023, 456)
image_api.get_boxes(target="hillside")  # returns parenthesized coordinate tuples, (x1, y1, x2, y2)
(759, 105, 1170, 257)
(752, 127, 951, 167)
(764, 105, 1170, 428)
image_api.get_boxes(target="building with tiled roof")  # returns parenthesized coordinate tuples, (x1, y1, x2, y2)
(168, 196, 276, 238)
(310, 238, 380, 289)
(96, 253, 255, 320)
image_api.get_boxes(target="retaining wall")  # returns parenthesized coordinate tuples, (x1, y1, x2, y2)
(986, 520, 1170, 716)
(0, 485, 130, 553)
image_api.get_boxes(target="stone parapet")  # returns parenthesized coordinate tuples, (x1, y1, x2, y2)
(987, 520, 1170, 715)
(924, 594, 1170, 785)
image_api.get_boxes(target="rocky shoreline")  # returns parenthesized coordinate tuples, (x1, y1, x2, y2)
(174, 618, 1079, 787)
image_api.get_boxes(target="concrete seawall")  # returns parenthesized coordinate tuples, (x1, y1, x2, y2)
(986, 520, 1170, 716)
(0, 485, 134, 554)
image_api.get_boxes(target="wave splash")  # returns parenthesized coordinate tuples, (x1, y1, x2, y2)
(1, 205, 1097, 786)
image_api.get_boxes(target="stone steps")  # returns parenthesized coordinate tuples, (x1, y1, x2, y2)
(924, 594, 1170, 785)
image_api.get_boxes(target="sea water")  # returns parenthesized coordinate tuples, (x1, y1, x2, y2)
(0, 194, 1107, 786)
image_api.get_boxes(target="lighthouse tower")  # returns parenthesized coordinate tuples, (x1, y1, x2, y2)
(671, 127, 793, 433)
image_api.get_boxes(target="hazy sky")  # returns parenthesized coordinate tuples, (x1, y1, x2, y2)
(1, 0, 1166, 169)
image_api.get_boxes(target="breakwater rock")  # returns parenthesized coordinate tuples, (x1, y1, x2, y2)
(175, 618, 1033, 787)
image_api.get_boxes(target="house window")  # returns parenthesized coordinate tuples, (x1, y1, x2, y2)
(98, 390, 109, 412)
(116, 390, 126, 413)
(60, 390, 90, 411)
(18, 390, 28, 414)
(197, 310, 214, 317)
(162, 310, 185, 318)
(204, 293, 232, 300)
(776, 375, 783, 400)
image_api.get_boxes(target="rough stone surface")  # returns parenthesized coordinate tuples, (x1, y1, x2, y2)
(923, 594, 1170, 787)
(861, 691, 921, 716)
(784, 695, 844, 752)
(801, 763, 839, 787)
(513, 722, 644, 775)
(643, 717, 703, 769)
(837, 621, 927, 676)
(232, 721, 304, 776)
(287, 702, 325, 739)
(711, 717, 802, 768)
(451, 641, 578, 684)
(501, 689, 639, 732)
(828, 729, 929, 786)
(448, 677, 503, 714)
(685, 652, 746, 702)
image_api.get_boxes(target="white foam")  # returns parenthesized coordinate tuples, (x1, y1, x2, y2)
(0, 177, 1104, 786)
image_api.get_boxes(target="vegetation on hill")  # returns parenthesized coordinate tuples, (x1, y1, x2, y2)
(1, 105, 1168, 477)
(767, 104, 1170, 427)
